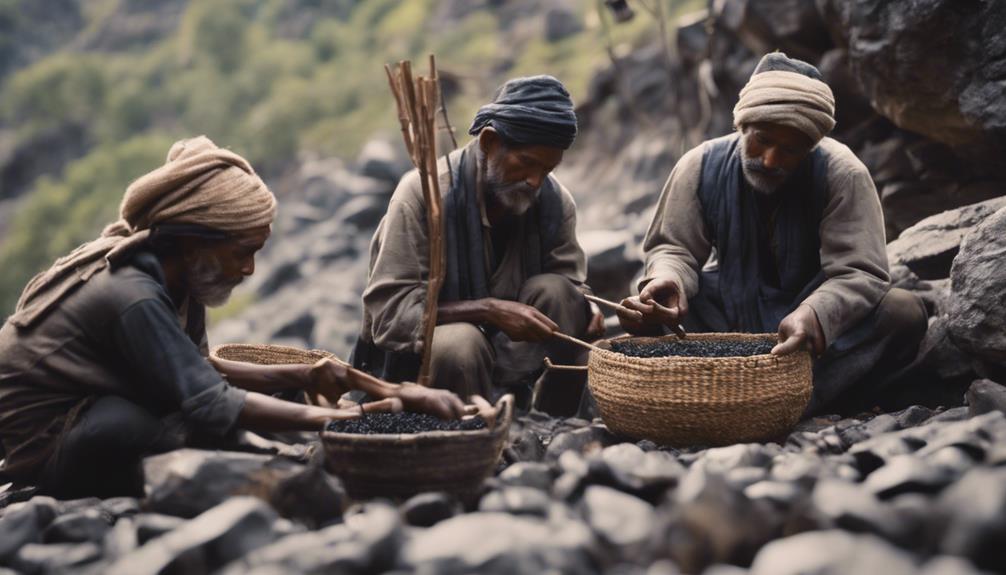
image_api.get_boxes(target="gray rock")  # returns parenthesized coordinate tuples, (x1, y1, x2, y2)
(11, 542, 102, 574)
(717, 0, 831, 63)
(809, 480, 915, 545)
(103, 517, 138, 560)
(43, 509, 111, 544)
(966, 379, 1006, 417)
(887, 196, 1006, 280)
(105, 497, 279, 575)
(749, 530, 918, 575)
(948, 206, 1006, 369)
(701, 444, 773, 473)
(725, 467, 768, 491)
(915, 315, 977, 383)
(100, 497, 141, 519)
(544, 6, 583, 42)
(918, 555, 987, 575)
(401, 492, 462, 527)
(0, 497, 58, 563)
(479, 487, 553, 517)
(134, 513, 184, 544)
(544, 424, 620, 462)
(355, 138, 409, 184)
(935, 467, 1006, 570)
(399, 512, 598, 574)
(498, 462, 554, 491)
(144, 448, 322, 520)
(742, 480, 803, 507)
(580, 485, 655, 560)
(581, 229, 642, 302)
(864, 454, 957, 498)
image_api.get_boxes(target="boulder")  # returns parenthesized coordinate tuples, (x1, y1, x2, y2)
(965, 379, 1006, 417)
(579, 486, 655, 562)
(401, 492, 463, 527)
(749, 530, 918, 575)
(887, 196, 1006, 280)
(947, 206, 1006, 371)
(716, 0, 832, 63)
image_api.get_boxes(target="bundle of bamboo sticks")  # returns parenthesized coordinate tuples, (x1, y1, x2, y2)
(384, 56, 447, 387)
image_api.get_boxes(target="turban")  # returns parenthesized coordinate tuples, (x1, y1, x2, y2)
(733, 53, 836, 144)
(468, 75, 578, 150)
(10, 135, 277, 328)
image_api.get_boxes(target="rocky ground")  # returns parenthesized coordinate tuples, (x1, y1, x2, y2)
(2, 383, 1006, 574)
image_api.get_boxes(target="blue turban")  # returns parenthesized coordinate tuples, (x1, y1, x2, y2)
(468, 75, 578, 150)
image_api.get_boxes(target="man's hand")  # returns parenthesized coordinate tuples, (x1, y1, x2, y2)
(307, 358, 352, 403)
(586, 302, 605, 340)
(488, 299, 559, 342)
(617, 277, 688, 335)
(772, 304, 826, 357)
(396, 383, 469, 420)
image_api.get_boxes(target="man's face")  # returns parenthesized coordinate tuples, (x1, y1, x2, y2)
(481, 135, 563, 215)
(183, 226, 270, 307)
(740, 122, 815, 195)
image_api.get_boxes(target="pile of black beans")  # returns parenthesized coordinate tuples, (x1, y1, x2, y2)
(610, 338, 775, 358)
(326, 412, 487, 434)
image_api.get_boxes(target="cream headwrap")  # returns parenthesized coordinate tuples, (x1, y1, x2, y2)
(10, 135, 277, 328)
(733, 68, 836, 144)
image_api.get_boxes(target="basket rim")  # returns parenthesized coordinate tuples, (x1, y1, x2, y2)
(319, 394, 514, 444)
(593, 332, 808, 364)
(210, 342, 334, 358)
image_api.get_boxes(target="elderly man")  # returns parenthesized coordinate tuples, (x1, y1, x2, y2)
(355, 76, 603, 416)
(0, 136, 466, 498)
(619, 53, 928, 415)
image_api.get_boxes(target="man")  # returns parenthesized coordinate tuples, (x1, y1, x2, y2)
(0, 136, 467, 498)
(619, 53, 928, 415)
(355, 75, 604, 416)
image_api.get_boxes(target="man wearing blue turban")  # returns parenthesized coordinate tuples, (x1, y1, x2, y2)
(356, 76, 604, 416)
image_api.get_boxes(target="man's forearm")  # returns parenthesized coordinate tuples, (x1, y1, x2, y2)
(236, 391, 335, 431)
(437, 298, 497, 326)
(212, 357, 312, 393)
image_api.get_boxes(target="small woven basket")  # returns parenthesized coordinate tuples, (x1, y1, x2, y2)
(321, 394, 513, 500)
(588, 333, 812, 446)
(211, 343, 335, 366)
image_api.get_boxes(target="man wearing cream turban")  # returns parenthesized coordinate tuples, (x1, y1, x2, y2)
(0, 136, 467, 497)
(619, 53, 928, 415)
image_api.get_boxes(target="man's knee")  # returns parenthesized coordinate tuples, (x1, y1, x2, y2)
(518, 273, 587, 332)
(430, 323, 493, 385)
(876, 288, 928, 342)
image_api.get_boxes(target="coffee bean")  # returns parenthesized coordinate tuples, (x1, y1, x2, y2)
(326, 412, 487, 434)
(609, 339, 774, 358)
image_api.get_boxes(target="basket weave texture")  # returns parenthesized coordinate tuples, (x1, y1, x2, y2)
(322, 395, 513, 500)
(211, 343, 334, 365)
(588, 333, 812, 446)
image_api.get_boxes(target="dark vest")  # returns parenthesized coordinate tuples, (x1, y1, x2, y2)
(695, 135, 830, 333)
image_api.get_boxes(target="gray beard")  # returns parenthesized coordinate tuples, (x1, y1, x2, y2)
(482, 156, 539, 215)
(739, 136, 791, 195)
(185, 252, 239, 308)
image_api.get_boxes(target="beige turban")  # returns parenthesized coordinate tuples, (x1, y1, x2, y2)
(10, 135, 276, 328)
(732, 70, 836, 144)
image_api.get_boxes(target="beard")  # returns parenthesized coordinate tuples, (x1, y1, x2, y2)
(740, 135, 791, 195)
(184, 252, 240, 308)
(483, 154, 540, 215)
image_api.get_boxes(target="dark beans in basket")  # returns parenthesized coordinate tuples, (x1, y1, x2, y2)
(610, 339, 775, 358)
(327, 412, 487, 434)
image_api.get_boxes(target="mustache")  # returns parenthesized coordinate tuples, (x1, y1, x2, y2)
(742, 159, 788, 179)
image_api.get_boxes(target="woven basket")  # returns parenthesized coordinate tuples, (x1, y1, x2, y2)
(210, 343, 335, 366)
(321, 394, 514, 500)
(588, 333, 811, 446)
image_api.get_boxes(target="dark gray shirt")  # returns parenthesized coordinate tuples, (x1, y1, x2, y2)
(0, 250, 246, 482)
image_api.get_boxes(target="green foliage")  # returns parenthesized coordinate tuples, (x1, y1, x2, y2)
(0, 0, 702, 313)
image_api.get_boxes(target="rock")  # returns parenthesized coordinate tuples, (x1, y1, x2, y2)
(101, 497, 141, 519)
(580, 486, 655, 560)
(824, 0, 1006, 162)
(945, 207, 1006, 371)
(134, 514, 184, 544)
(219, 502, 401, 575)
(581, 229, 642, 302)
(749, 530, 918, 575)
(10, 542, 102, 574)
(355, 138, 409, 184)
(742, 480, 803, 507)
(479, 487, 553, 518)
(498, 462, 554, 491)
(0, 497, 58, 563)
(725, 467, 768, 491)
(863, 454, 957, 498)
(808, 480, 914, 545)
(913, 316, 976, 383)
(267, 456, 347, 528)
(934, 467, 1006, 570)
(401, 492, 462, 527)
(965, 379, 1006, 417)
(701, 444, 774, 473)
(544, 424, 620, 462)
(143, 449, 314, 519)
(918, 555, 987, 575)
(105, 497, 279, 575)
(716, 0, 832, 63)
(399, 512, 598, 574)
(103, 517, 139, 560)
(887, 196, 1006, 280)
(42, 509, 112, 543)
(544, 5, 583, 42)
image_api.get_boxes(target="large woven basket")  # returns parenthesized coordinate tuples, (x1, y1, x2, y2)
(588, 333, 812, 446)
(321, 394, 513, 500)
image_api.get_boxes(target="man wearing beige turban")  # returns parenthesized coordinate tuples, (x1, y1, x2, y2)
(0, 136, 467, 497)
(619, 53, 928, 415)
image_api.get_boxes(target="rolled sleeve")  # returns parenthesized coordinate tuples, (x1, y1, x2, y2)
(113, 298, 246, 436)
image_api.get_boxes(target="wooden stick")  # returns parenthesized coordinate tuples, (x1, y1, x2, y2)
(584, 294, 687, 339)
(543, 357, 589, 372)
(551, 331, 605, 353)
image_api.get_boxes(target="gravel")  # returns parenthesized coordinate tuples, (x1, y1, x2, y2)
(326, 413, 487, 434)
(610, 339, 775, 358)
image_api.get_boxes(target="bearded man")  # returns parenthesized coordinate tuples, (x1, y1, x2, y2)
(619, 53, 928, 415)
(0, 136, 466, 498)
(355, 75, 604, 416)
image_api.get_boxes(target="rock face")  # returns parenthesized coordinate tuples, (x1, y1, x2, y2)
(947, 206, 1006, 372)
